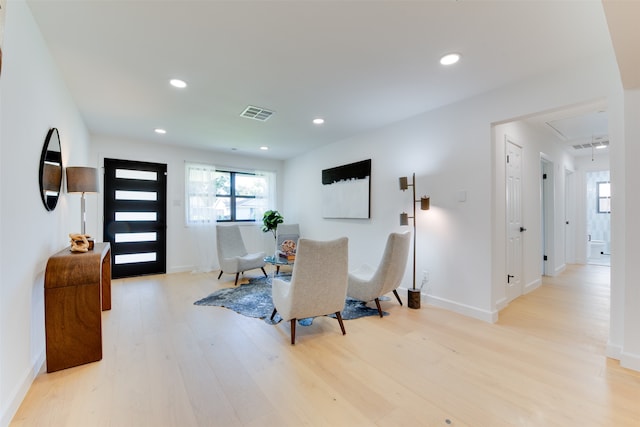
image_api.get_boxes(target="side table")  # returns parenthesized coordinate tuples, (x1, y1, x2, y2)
(44, 242, 111, 372)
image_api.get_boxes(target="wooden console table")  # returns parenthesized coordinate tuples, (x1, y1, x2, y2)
(44, 242, 111, 372)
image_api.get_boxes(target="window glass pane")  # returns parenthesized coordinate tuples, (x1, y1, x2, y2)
(115, 252, 157, 264)
(116, 169, 157, 181)
(598, 182, 610, 198)
(115, 212, 157, 221)
(115, 232, 157, 243)
(599, 199, 611, 213)
(236, 197, 257, 220)
(236, 173, 264, 196)
(214, 171, 231, 196)
(115, 190, 157, 201)
(215, 197, 231, 221)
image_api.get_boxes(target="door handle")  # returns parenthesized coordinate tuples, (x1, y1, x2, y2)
(507, 274, 514, 283)
(520, 227, 527, 232)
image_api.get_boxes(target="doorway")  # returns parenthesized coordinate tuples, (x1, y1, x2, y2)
(541, 157, 555, 275)
(103, 158, 167, 279)
(564, 168, 576, 264)
(586, 170, 611, 266)
(506, 137, 523, 302)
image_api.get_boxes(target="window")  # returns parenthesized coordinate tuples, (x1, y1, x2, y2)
(185, 163, 275, 225)
(597, 181, 611, 214)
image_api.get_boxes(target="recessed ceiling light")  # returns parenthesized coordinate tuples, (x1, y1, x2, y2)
(154, 128, 166, 134)
(440, 53, 461, 66)
(169, 79, 187, 88)
(313, 118, 325, 125)
(595, 145, 607, 150)
(260, 146, 269, 151)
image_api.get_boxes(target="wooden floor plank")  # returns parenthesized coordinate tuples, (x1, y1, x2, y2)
(11, 264, 640, 426)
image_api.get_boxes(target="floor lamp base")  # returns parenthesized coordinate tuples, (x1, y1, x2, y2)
(407, 288, 421, 309)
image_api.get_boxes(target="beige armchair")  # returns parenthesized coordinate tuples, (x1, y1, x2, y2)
(347, 231, 410, 317)
(270, 237, 349, 345)
(216, 225, 267, 286)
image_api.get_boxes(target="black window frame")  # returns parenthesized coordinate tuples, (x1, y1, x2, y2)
(216, 170, 258, 223)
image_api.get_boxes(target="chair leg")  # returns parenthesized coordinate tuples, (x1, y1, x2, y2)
(393, 289, 403, 306)
(217, 271, 223, 279)
(261, 267, 267, 277)
(234, 273, 240, 286)
(335, 312, 346, 335)
(270, 308, 277, 320)
(374, 298, 383, 317)
(276, 265, 280, 275)
(290, 319, 296, 345)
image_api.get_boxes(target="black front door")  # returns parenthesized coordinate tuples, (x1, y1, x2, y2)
(103, 158, 167, 279)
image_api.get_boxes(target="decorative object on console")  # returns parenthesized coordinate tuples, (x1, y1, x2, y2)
(66, 166, 98, 235)
(321, 159, 371, 219)
(69, 233, 93, 252)
(38, 128, 63, 211)
(399, 173, 430, 309)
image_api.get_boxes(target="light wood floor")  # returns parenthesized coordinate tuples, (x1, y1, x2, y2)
(11, 264, 640, 426)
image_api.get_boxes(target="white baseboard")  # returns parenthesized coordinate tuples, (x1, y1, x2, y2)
(523, 278, 541, 294)
(399, 287, 496, 323)
(554, 263, 566, 276)
(495, 297, 508, 312)
(167, 265, 197, 274)
(621, 351, 640, 372)
(1, 351, 45, 427)
(606, 342, 622, 360)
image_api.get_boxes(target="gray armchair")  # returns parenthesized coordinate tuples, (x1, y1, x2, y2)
(216, 225, 267, 286)
(275, 223, 300, 273)
(347, 231, 410, 317)
(276, 223, 300, 249)
(270, 237, 348, 344)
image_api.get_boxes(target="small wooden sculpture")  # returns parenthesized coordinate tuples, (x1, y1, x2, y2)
(69, 233, 92, 252)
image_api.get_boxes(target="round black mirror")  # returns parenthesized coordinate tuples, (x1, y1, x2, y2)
(39, 128, 63, 211)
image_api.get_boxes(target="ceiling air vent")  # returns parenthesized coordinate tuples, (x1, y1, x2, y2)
(572, 140, 609, 150)
(240, 105, 274, 121)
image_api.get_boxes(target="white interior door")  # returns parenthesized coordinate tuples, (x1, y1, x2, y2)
(506, 138, 523, 302)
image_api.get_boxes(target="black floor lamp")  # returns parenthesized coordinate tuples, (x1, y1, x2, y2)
(399, 173, 430, 309)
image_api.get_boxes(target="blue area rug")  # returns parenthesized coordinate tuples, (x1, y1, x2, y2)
(194, 274, 388, 325)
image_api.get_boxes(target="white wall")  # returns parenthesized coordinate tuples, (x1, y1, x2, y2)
(90, 135, 285, 273)
(284, 55, 621, 323)
(0, 2, 91, 425)
(620, 88, 640, 370)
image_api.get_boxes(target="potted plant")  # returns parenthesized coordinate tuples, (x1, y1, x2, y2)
(262, 210, 284, 239)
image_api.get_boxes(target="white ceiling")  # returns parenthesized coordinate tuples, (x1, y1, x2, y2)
(25, 0, 614, 160)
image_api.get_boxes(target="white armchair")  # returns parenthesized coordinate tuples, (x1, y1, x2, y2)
(270, 237, 349, 345)
(216, 225, 267, 286)
(347, 231, 410, 317)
